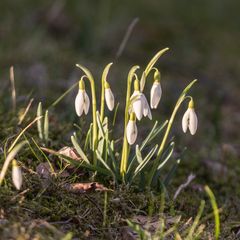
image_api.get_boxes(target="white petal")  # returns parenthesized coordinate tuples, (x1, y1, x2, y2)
(182, 108, 190, 133)
(133, 99, 143, 120)
(189, 108, 198, 135)
(12, 166, 22, 190)
(83, 91, 90, 115)
(105, 88, 115, 111)
(150, 82, 162, 109)
(75, 90, 84, 117)
(126, 120, 138, 145)
(142, 94, 152, 120)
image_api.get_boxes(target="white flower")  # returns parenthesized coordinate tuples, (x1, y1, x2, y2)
(75, 79, 90, 117)
(130, 91, 152, 121)
(12, 159, 22, 190)
(150, 81, 162, 109)
(105, 82, 114, 111)
(182, 100, 198, 135)
(126, 113, 138, 145)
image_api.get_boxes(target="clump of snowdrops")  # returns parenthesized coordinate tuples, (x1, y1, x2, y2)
(0, 48, 198, 191)
(70, 47, 198, 189)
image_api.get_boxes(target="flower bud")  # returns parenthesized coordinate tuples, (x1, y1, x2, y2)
(182, 99, 198, 135)
(126, 113, 138, 145)
(104, 82, 115, 111)
(75, 79, 90, 116)
(150, 71, 162, 109)
(12, 159, 22, 190)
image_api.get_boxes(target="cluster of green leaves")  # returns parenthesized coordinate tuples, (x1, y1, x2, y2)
(43, 49, 197, 191)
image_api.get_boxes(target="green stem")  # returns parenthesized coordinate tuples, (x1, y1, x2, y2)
(76, 64, 98, 166)
(147, 79, 197, 187)
(100, 63, 113, 122)
(120, 65, 139, 177)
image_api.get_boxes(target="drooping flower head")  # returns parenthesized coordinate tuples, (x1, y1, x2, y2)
(182, 99, 198, 135)
(150, 69, 162, 109)
(130, 79, 152, 121)
(104, 81, 115, 111)
(12, 159, 22, 190)
(75, 77, 90, 117)
(126, 112, 138, 145)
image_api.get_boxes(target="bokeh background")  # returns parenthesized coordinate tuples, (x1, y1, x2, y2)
(0, 0, 239, 197)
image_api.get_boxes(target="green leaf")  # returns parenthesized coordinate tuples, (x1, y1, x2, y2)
(44, 110, 49, 142)
(37, 102, 43, 139)
(71, 135, 90, 164)
(96, 111, 106, 138)
(84, 123, 93, 151)
(127, 120, 167, 175)
(106, 140, 118, 175)
(96, 150, 115, 179)
(205, 186, 220, 240)
(133, 144, 158, 181)
(141, 120, 167, 150)
(157, 142, 175, 170)
(136, 145, 143, 164)
(112, 102, 119, 127)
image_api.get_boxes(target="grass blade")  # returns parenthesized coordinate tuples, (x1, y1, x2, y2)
(37, 102, 43, 139)
(44, 110, 49, 142)
(205, 185, 220, 240)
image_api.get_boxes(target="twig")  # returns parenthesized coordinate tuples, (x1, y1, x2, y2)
(174, 174, 196, 200)
(116, 17, 139, 59)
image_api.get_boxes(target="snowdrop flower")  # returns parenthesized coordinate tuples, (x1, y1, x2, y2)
(75, 78, 90, 117)
(126, 113, 138, 145)
(182, 99, 198, 135)
(12, 159, 22, 190)
(105, 81, 115, 111)
(150, 70, 162, 109)
(130, 79, 152, 121)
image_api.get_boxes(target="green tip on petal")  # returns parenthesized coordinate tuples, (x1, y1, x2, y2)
(79, 78, 85, 90)
(134, 79, 140, 91)
(12, 159, 18, 167)
(104, 81, 110, 89)
(130, 112, 136, 121)
(154, 69, 161, 83)
(188, 98, 194, 108)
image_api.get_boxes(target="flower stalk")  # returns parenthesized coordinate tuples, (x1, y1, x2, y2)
(120, 66, 139, 177)
(76, 64, 98, 166)
(100, 63, 113, 122)
(147, 79, 197, 187)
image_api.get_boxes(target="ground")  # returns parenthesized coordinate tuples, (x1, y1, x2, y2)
(0, 0, 240, 239)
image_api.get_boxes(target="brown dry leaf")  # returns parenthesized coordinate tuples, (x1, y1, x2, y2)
(36, 162, 54, 179)
(58, 146, 81, 161)
(64, 182, 109, 193)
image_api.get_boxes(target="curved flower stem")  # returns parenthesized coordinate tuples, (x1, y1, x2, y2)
(0, 141, 27, 186)
(147, 79, 197, 187)
(100, 63, 113, 122)
(76, 64, 98, 166)
(140, 48, 169, 91)
(120, 66, 139, 178)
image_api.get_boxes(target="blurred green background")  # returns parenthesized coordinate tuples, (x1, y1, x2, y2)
(0, 0, 239, 177)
